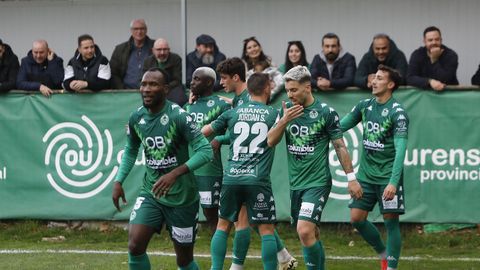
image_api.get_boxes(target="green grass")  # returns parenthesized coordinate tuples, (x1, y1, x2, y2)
(0, 221, 479, 269)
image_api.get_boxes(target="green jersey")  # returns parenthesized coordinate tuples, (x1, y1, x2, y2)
(232, 89, 250, 107)
(211, 101, 278, 186)
(281, 99, 343, 190)
(343, 97, 409, 185)
(184, 95, 231, 176)
(120, 101, 208, 207)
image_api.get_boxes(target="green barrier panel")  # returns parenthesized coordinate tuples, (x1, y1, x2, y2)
(0, 88, 479, 222)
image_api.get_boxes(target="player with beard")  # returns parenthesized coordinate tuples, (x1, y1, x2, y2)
(267, 66, 359, 270)
(184, 67, 231, 233)
(341, 65, 409, 270)
(186, 34, 226, 91)
(310, 33, 356, 91)
(407, 26, 458, 91)
(112, 67, 213, 270)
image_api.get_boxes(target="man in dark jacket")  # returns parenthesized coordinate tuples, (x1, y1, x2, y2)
(310, 33, 356, 90)
(63, 34, 111, 92)
(186, 34, 226, 91)
(17, 40, 64, 97)
(0, 38, 19, 93)
(472, 65, 480, 86)
(354, 34, 408, 89)
(143, 38, 186, 106)
(407, 26, 458, 91)
(110, 19, 154, 89)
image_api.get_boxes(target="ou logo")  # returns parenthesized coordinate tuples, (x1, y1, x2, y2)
(42, 115, 118, 199)
(328, 123, 362, 200)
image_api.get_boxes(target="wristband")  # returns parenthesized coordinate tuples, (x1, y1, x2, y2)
(347, 172, 356, 182)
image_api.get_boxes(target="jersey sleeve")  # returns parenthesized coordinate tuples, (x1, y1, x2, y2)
(392, 108, 409, 138)
(340, 100, 364, 132)
(210, 109, 231, 134)
(115, 114, 142, 183)
(177, 108, 203, 142)
(325, 107, 343, 140)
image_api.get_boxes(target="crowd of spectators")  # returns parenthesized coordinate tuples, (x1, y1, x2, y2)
(1, 21, 480, 104)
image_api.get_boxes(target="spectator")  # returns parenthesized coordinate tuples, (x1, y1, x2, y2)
(355, 34, 408, 89)
(242, 36, 283, 99)
(310, 33, 356, 90)
(472, 65, 480, 85)
(110, 19, 154, 89)
(186, 34, 225, 91)
(16, 40, 64, 97)
(278, 40, 310, 74)
(0, 38, 19, 93)
(63, 34, 111, 92)
(407, 26, 458, 91)
(143, 38, 186, 106)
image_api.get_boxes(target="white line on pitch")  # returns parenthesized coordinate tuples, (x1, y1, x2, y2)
(1, 249, 479, 262)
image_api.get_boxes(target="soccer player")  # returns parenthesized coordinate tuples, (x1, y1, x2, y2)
(216, 58, 297, 270)
(203, 73, 280, 270)
(184, 67, 231, 233)
(340, 64, 409, 270)
(267, 66, 361, 270)
(112, 67, 213, 270)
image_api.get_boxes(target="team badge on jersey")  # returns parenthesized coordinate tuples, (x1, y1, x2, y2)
(382, 108, 389, 117)
(207, 100, 215, 107)
(309, 110, 318, 119)
(238, 100, 244, 106)
(160, 114, 169, 125)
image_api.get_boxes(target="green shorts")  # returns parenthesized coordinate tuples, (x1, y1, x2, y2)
(290, 186, 331, 226)
(195, 175, 222, 209)
(348, 181, 405, 214)
(219, 184, 276, 224)
(129, 193, 199, 245)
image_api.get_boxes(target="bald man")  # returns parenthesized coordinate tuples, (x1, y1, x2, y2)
(143, 38, 187, 106)
(16, 39, 64, 97)
(110, 18, 155, 89)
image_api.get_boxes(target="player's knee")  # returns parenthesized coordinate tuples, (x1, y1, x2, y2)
(128, 239, 147, 255)
(296, 224, 314, 242)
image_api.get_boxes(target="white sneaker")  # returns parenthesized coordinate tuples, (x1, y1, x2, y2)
(278, 256, 298, 270)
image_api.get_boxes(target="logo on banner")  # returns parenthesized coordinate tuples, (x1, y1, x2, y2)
(328, 123, 362, 200)
(42, 115, 118, 199)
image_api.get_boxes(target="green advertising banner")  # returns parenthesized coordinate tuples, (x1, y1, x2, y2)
(0, 89, 479, 222)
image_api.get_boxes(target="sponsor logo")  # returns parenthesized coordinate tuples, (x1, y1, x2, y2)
(257, 193, 265, 202)
(382, 195, 398, 209)
(228, 166, 255, 176)
(172, 226, 194, 243)
(287, 145, 315, 155)
(42, 115, 118, 199)
(363, 139, 385, 150)
(199, 191, 212, 205)
(299, 202, 315, 218)
(146, 156, 178, 169)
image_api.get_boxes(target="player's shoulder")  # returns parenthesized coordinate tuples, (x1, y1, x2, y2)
(129, 105, 147, 121)
(389, 99, 409, 119)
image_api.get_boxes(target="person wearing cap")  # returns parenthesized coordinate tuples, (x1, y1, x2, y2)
(110, 19, 154, 89)
(16, 39, 64, 97)
(0, 38, 20, 93)
(186, 34, 226, 92)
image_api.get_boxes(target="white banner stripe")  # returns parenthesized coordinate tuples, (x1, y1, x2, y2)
(0, 249, 479, 262)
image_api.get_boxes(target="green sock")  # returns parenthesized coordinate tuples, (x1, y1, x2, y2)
(128, 253, 151, 270)
(211, 230, 228, 270)
(273, 229, 285, 251)
(352, 220, 386, 254)
(254, 227, 285, 252)
(261, 234, 278, 270)
(178, 260, 199, 270)
(302, 241, 325, 270)
(232, 228, 251, 265)
(384, 218, 401, 269)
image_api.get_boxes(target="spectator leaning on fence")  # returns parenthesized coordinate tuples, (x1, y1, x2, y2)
(63, 34, 111, 92)
(0, 38, 19, 93)
(110, 19, 154, 89)
(16, 40, 64, 97)
(471, 64, 480, 86)
(310, 33, 356, 91)
(354, 34, 408, 90)
(407, 26, 458, 91)
(143, 38, 186, 106)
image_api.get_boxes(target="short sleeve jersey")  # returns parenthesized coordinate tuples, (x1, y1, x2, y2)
(127, 101, 203, 207)
(210, 101, 278, 186)
(281, 99, 343, 190)
(232, 89, 250, 108)
(347, 97, 409, 184)
(184, 95, 231, 176)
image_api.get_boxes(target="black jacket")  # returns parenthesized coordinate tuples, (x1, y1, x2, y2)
(63, 45, 111, 92)
(310, 50, 356, 90)
(142, 52, 182, 89)
(17, 50, 64, 90)
(0, 43, 19, 92)
(471, 65, 480, 86)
